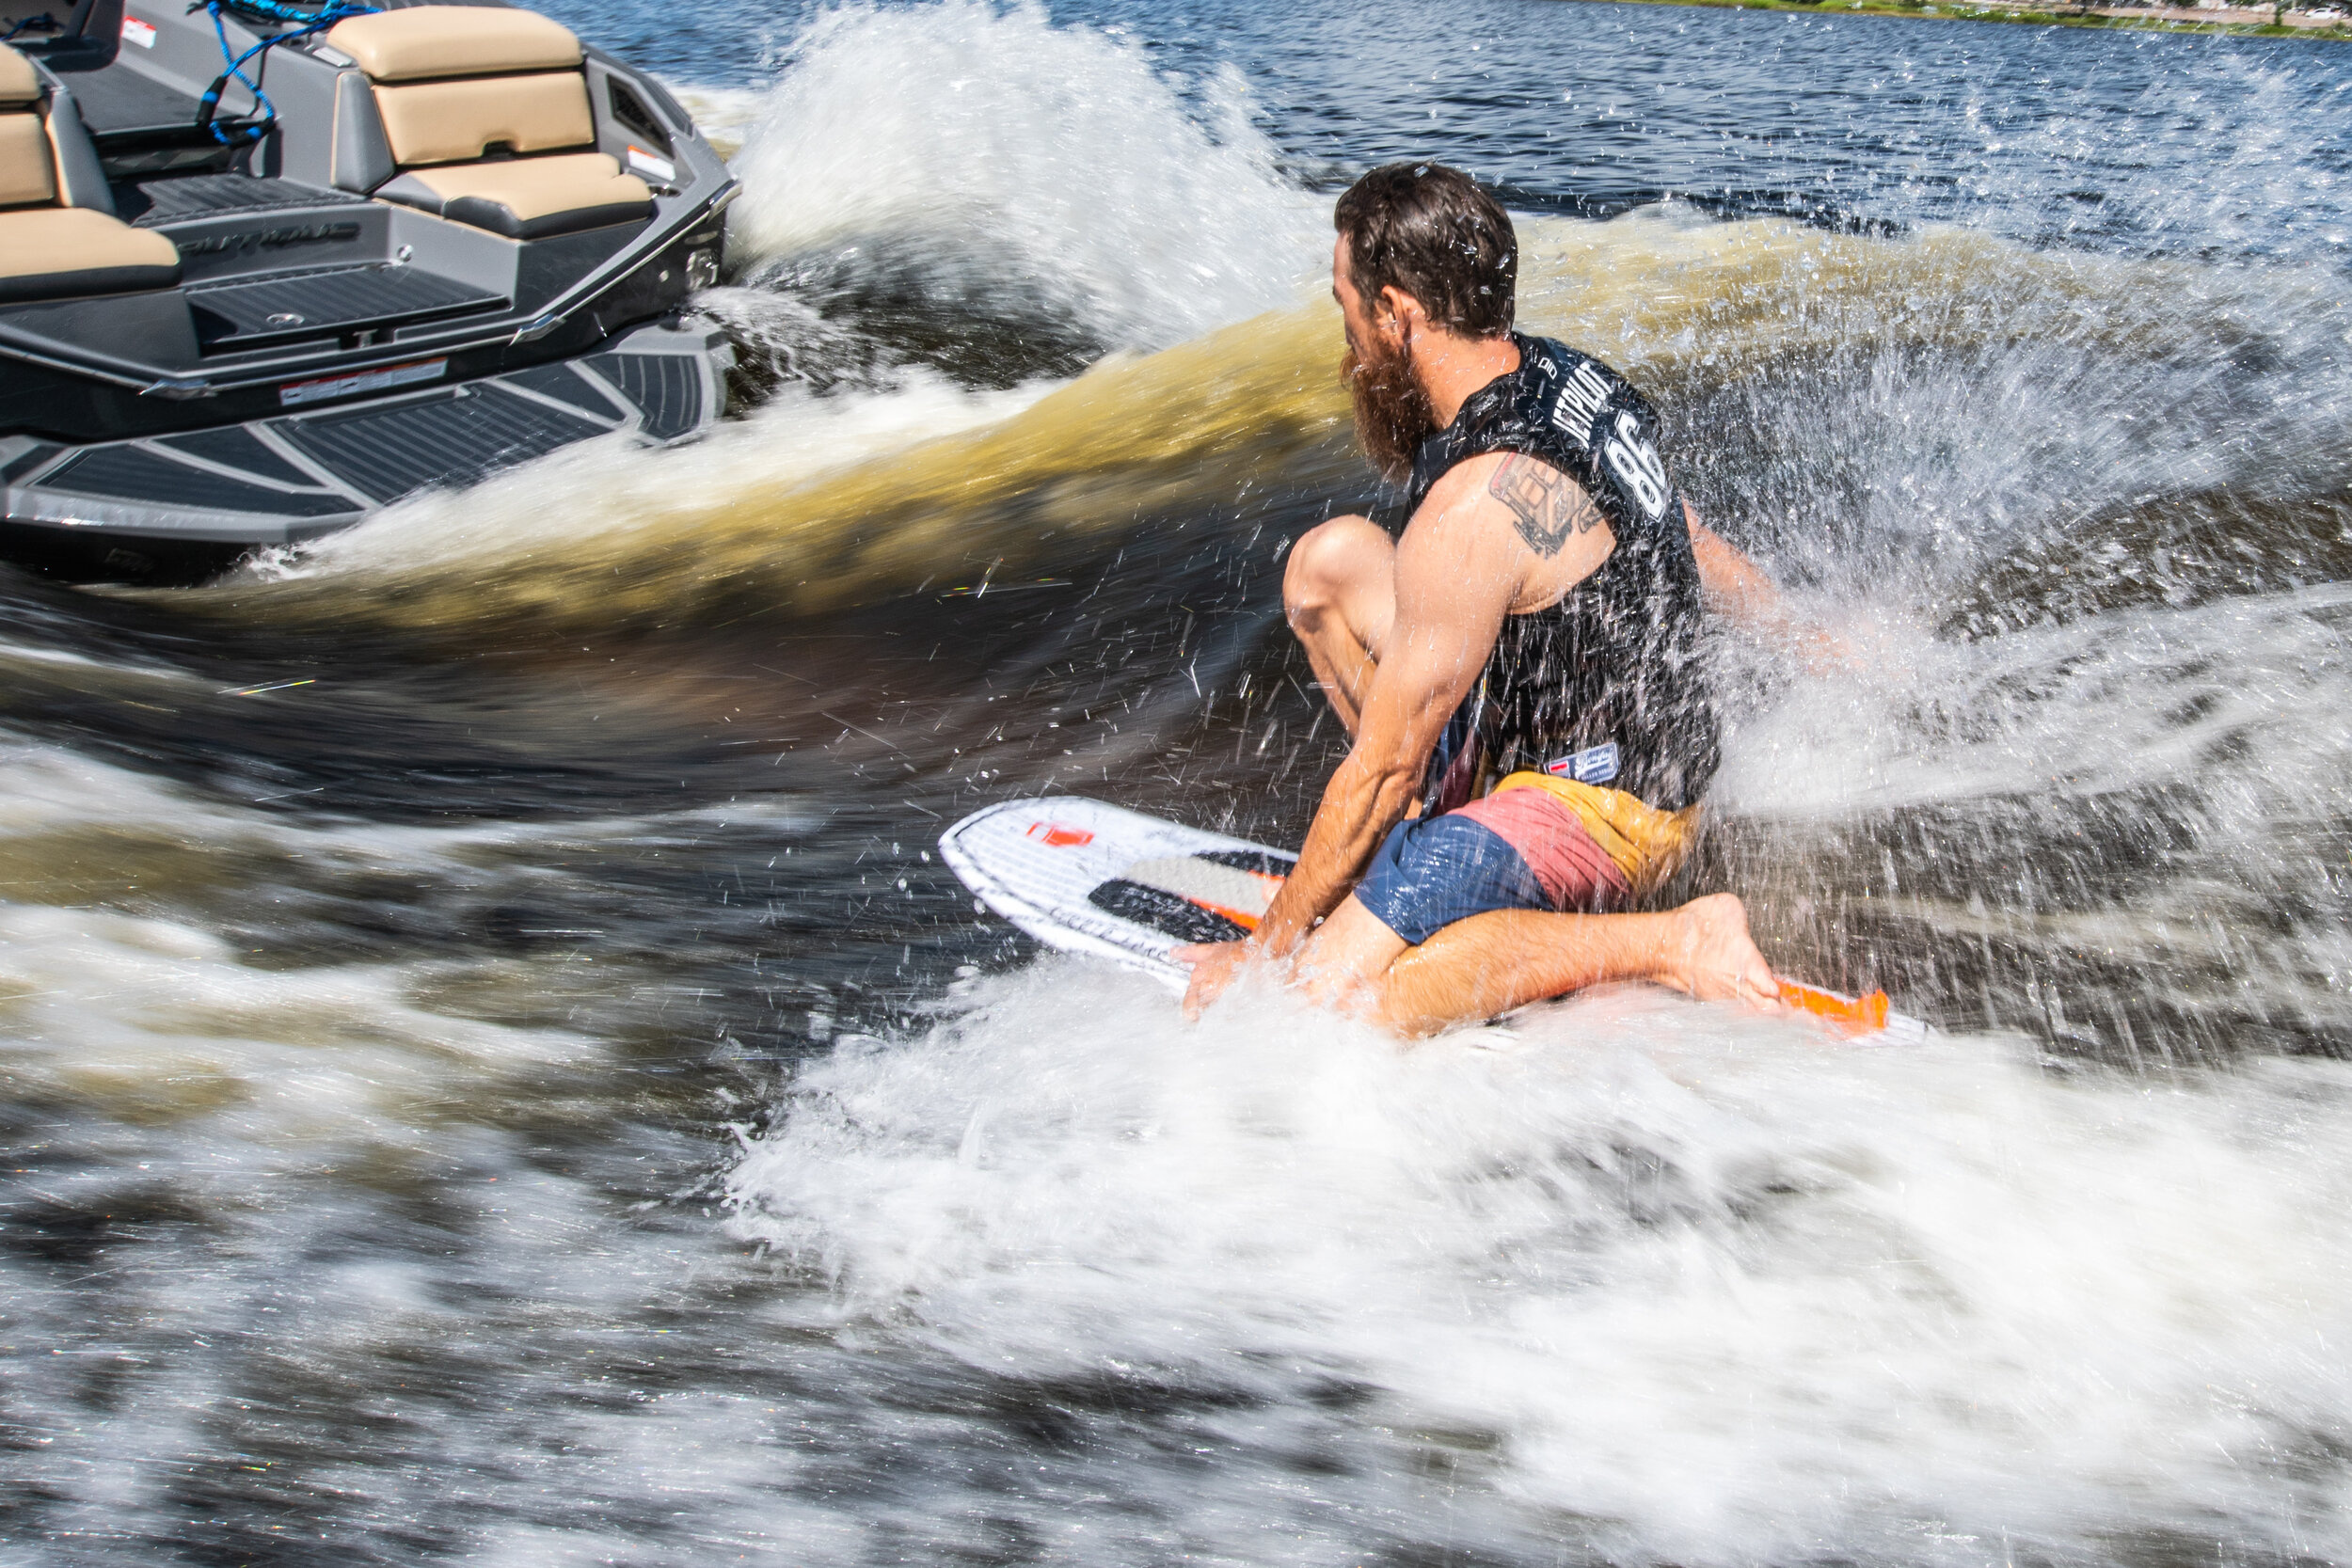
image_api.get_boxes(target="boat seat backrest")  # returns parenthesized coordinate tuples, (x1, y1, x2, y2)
(0, 42, 180, 302)
(0, 41, 53, 209)
(326, 5, 582, 84)
(0, 42, 118, 214)
(0, 114, 54, 209)
(376, 71, 593, 166)
(320, 7, 653, 242)
(326, 6, 593, 166)
(0, 40, 37, 109)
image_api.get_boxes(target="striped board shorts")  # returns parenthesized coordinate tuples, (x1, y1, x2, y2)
(1353, 771, 1698, 947)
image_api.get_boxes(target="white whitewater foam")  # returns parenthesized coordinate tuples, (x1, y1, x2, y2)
(723, 0, 1325, 350)
(661, 78, 767, 160)
(1716, 582, 2352, 821)
(728, 963, 2352, 1564)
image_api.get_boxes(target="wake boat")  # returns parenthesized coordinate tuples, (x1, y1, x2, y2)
(0, 0, 735, 581)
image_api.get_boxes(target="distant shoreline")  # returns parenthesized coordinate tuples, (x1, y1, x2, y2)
(1585, 0, 2352, 39)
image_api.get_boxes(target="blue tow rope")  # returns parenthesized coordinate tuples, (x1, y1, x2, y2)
(190, 0, 379, 145)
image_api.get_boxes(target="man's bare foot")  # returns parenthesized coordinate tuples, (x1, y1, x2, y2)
(1662, 894, 1782, 1009)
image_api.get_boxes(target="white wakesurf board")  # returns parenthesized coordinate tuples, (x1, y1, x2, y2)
(939, 795, 1926, 1041)
(938, 797, 1290, 987)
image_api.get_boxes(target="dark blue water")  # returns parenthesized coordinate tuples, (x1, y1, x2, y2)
(548, 0, 2352, 259)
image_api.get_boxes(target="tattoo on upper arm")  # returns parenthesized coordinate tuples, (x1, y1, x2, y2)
(1487, 454, 1600, 559)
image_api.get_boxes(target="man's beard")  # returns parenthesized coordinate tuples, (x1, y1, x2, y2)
(1343, 337, 1437, 484)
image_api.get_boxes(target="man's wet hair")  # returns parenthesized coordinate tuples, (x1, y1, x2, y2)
(1334, 162, 1518, 339)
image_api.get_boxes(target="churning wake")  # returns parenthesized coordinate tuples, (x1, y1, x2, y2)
(8, 2, 2352, 1561)
(725, 966, 2352, 1566)
(724, 0, 1325, 354)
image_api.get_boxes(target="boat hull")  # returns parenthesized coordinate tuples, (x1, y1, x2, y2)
(0, 318, 729, 582)
(0, 0, 742, 582)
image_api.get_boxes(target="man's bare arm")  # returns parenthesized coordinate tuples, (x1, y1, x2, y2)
(1685, 499, 1856, 672)
(1181, 457, 1617, 1014)
(1246, 474, 1523, 958)
(1246, 646, 1462, 959)
(1266, 464, 1597, 942)
(1489, 453, 1604, 559)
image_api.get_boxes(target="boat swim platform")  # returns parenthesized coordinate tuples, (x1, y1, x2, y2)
(0, 318, 726, 571)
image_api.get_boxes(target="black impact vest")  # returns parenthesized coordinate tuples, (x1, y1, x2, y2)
(1409, 334, 1721, 815)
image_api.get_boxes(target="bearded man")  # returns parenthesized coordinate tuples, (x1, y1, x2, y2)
(1179, 161, 1822, 1035)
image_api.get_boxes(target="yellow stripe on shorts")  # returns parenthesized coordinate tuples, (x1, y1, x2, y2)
(1487, 771, 1700, 896)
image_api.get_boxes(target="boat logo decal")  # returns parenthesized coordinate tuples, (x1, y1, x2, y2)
(1025, 822, 1093, 848)
(180, 222, 361, 259)
(278, 358, 448, 409)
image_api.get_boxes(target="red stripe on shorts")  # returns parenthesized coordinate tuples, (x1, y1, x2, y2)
(1452, 786, 1633, 912)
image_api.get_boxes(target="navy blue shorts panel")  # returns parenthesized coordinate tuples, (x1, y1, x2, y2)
(1352, 814, 1552, 947)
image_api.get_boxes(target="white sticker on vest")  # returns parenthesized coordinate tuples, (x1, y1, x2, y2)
(1549, 360, 1613, 441)
(1544, 741, 1620, 785)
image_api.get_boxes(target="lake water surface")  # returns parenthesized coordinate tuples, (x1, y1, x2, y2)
(5, 2, 2352, 1562)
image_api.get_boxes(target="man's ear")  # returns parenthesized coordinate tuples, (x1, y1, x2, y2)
(1377, 284, 1426, 339)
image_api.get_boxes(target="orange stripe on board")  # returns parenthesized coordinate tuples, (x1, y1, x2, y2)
(1779, 981, 1890, 1037)
(1176, 869, 1285, 931)
(1184, 896, 1262, 931)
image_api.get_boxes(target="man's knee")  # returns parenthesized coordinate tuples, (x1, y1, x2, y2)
(1284, 515, 1391, 626)
(1293, 894, 1408, 1007)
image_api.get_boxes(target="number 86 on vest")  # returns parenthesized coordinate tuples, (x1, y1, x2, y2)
(1604, 412, 1671, 520)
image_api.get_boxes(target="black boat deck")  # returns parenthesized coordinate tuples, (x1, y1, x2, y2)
(116, 171, 367, 227)
(55, 58, 199, 139)
(186, 263, 506, 351)
(3, 332, 721, 561)
(0, 0, 738, 578)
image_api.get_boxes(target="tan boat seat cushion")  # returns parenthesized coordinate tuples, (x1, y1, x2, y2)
(0, 206, 183, 302)
(2, 44, 51, 212)
(0, 110, 54, 208)
(0, 48, 183, 299)
(373, 70, 593, 166)
(319, 8, 652, 240)
(323, 6, 580, 82)
(0, 42, 39, 107)
(375, 150, 650, 240)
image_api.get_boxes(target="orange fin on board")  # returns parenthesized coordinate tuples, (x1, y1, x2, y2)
(1778, 980, 1892, 1037)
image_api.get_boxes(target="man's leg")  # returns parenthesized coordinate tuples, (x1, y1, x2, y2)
(1291, 892, 1779, 1038)
(1374, 897, 1779, 1037)
(1284, 515, 1396, 737)
(1289, 894, 1410, 1006)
